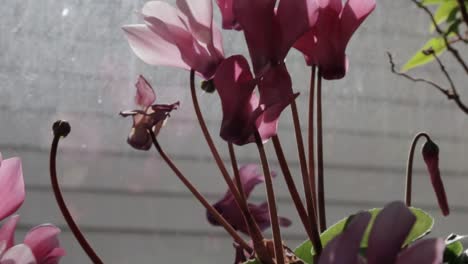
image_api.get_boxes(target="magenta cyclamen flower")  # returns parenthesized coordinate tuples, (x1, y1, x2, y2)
(120, 75, 179, 150)
(206, 164, 291, 234)
(294, 0, 376, 80)
(0, 154, 65, 264)
(422, 140, 450, 216)
(319, 201, 444, 264)
(215, 0, 241, 30)
(123, 0, 224, 80)
(215, 55, 299, 145)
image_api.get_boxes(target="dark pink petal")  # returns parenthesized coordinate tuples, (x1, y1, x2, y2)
(367, 201, 416, 264)
(214, 55, 263, 145)
(0, 157, 25, 221)
(135, 75, 156, 107)
(23, 225, 63, 263)
(122, 25, 190, 70)
(422, 140, 450, 216)
(39, 248, 66, 264)
(340, 0, 376, 47)
(0, 215, 20, 249)
(319, 212, 371, 264)
(275, 0, 319, 61)
(396, 238, 444, 264)
(216, 0, 242, 30)
(207, 165, 290, 234)
(0, 244, 36, 264)
(234, 0, 276, 73)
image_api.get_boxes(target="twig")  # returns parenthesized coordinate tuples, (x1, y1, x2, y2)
(456, 0, 468, 27)
(411, 0, 468, 73)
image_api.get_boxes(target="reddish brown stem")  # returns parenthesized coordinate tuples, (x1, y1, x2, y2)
(255, 132, 285, 264)
(317, 69, 326, 232)
(49, 121, 104, 264)
(272, 136, 322, 255)
(307, 66, 318, 216)
(405, 132, 430, 207)
(149, 130, 252, 252)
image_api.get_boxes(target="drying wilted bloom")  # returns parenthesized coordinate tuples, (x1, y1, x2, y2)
(319, 201, 444, 264)
(422, 139, 450, 216)
(122, 0, 224, 80)
(120, 75, 179, 150)
(294, 0, 376, 80)
(214, 55, 298, 145)
(207, 164, 291, 234)
(0, 154, 65, 264)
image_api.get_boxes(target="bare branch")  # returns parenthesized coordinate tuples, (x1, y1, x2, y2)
(410, 0, 468, 73)
(387, 52, 468, 114)
(456, 0, 468, 27)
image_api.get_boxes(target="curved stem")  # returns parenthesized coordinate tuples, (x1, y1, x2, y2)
(255, 132, 285, 264)
(49, 124, 104, 264)
(317, 69, 326, 232)
(149, 130, 252, 252)
(272, 136, 322, 255)
(227, 143, 268, 255)
(405, 132, 430, 207)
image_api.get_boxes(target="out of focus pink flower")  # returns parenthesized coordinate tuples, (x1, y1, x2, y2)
(207, 164, 291, 235)
(215, 0, 242, 30)
(422, 140, 450, 216)
(122, 0, 224, 80)
(0, 154, 65, 263)
(214, 55, 298, 145)
(294, 0, 376, 80)
(319, 201, 444, 264)
(120, 75, 179, 150)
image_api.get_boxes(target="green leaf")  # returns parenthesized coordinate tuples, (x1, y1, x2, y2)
(429, 1, 459, 32)
(402, 36, 447, 71)
(444, 234, 468, 263)
(294, 207, 433, 264)
(421, 0, 455, 5)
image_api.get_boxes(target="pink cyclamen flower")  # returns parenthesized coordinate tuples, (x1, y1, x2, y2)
(206, 164, 291, 234)
(294, 0, 376, 80)
(122, 0, 224, 80)
(0, 155, 25, 221)
(215, 0, 242, 30)
(120, 75, 179, 151)
(214, 55, 298, 145)
(422, 140, 450, 216)
(319, 201, 445, 264)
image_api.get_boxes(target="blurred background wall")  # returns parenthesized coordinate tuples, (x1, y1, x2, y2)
(0, 0, 467, 263)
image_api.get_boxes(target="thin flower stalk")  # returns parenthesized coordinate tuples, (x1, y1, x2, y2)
(271, 135, 322, 255)
(149, 129, 252, 252)
(227, 143, 270, 258)
(405, 132, 430, 207)
(254, 132, 285, 264)
(317, 68, 326, 232)
(49, 121, 104, 264)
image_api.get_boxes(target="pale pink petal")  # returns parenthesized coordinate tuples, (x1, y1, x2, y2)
(0, 158, 25, 221)
(396, 238, 444, 264)
(0, 215, 20, 249)
(135, 75, 156, 107)
(211, 23, 225, 57)
(39, 248, 66, 264)
(0, 244, 36, 264)
(367, 201, 416, 264)
(340, 0, 376, 46)
(176, 0, 213, 44)
(23, 225, 61, 263)
(122, 25, 190, 70)
(319, 212, 371, 264)
(142, 1, 186, 30)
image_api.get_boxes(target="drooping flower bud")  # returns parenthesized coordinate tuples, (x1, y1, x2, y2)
(422, 140, 450, 216)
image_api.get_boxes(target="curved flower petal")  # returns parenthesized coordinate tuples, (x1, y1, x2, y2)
(122, 25, 190, 70)
(135, 75, 156, 107)
(176, 0, 213, 44)
(422, 140, 449, 216)
(23, 225, 64, 263)
(216, 0, 242, 30)
(319, 212, 371, 264)
(0, 215, 20, 250)
(367, 201, 416, 264)
(0, 244, 36, 264)
(214, 55, 262, 145)
(39, 248, 66, 264)
(396, 238, 444, 264)
(234, 0, 276, 73)
(340, 0, 376, 47)
(0, 157, 25, 221)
